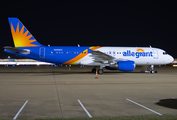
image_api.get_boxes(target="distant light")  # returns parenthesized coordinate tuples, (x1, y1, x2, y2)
(48, 44, 50, 46)
(173, 65, 177, 67)
(8, 56, 10, 59)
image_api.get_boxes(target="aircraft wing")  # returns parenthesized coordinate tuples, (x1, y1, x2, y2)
(90, 50, 127, 63)
(4, 46, 28, 53)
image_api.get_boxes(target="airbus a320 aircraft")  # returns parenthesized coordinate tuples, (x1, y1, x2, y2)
(4, 17, 174, 74)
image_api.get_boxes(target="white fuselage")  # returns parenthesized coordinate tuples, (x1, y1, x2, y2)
(75, 47, 174, 66)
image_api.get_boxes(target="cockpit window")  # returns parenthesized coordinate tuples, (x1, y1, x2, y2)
(163, 52, 168, 55)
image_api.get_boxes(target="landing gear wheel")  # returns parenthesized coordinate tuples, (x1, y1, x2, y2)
(98, 69, 104, 75)
(92, 68, 96, 73)
(141, 65, 158, 73)
(150, 70, 154, 74)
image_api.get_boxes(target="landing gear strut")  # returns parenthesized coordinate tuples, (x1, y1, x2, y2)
(141, 65, 157, 73)
(97, 65, 105, 75)
(149, 65, 157, 73)
(92, 65, 105, 75)
(91, 68, 104, 74)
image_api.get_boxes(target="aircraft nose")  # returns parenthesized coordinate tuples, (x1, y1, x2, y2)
(169, 55, 174, 63)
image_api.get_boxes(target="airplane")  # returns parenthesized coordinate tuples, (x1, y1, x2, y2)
(4, 17, 174, 74)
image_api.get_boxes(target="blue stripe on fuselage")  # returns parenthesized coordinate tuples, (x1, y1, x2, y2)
(5, 46, 93, 64)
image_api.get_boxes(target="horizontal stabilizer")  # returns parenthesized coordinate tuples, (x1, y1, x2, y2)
(4, 46, 29, 54)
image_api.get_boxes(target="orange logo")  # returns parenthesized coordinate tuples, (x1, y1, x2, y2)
(137, 49, 144, 52)
(11, 22, 39, 47)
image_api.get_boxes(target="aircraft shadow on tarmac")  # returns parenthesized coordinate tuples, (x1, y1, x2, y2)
(155, 98, 177, 109)
(53, 71, 142, 75)
(0, 71, 142, 75)
(0, 66, 145, 74)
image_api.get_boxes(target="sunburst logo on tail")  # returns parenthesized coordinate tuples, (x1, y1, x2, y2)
(8, 17, 42, 47)
(137, 49, 144, 52)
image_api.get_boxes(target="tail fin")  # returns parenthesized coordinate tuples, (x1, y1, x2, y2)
(8, 17, 43, 47)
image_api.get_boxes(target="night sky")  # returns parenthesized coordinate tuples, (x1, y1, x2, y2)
(0, 1, 176, 58)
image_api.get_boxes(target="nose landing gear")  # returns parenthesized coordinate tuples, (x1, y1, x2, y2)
(141, 65, 157, 73)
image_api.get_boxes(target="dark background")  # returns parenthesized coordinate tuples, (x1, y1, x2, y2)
(0, 1, 176, 58)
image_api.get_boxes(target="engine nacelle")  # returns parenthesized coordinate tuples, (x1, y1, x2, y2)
(105, 61, 135, 71)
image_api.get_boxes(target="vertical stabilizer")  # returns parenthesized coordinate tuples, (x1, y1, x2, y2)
(8, 17, 43, 47)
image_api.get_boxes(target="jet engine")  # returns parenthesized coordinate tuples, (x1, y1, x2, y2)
(105, 61, 135, 71)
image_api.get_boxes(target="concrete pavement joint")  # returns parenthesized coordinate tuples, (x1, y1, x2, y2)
(53, 70, 63, 118)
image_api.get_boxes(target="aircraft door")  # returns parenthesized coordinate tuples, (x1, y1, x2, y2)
(152, 49, 158, 59)
(39, 47, 45, 58)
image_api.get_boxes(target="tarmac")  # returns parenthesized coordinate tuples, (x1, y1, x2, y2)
(0, 65, 177, 119)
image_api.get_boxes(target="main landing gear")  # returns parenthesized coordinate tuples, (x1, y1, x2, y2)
(92, 68, 96, 73)
(141, 65, 157, 74)
(92, 68, 104, 74)
(97, 69, 104, 74)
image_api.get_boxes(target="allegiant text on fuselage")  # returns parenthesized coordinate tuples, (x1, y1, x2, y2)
(123, 50, 153, 58)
